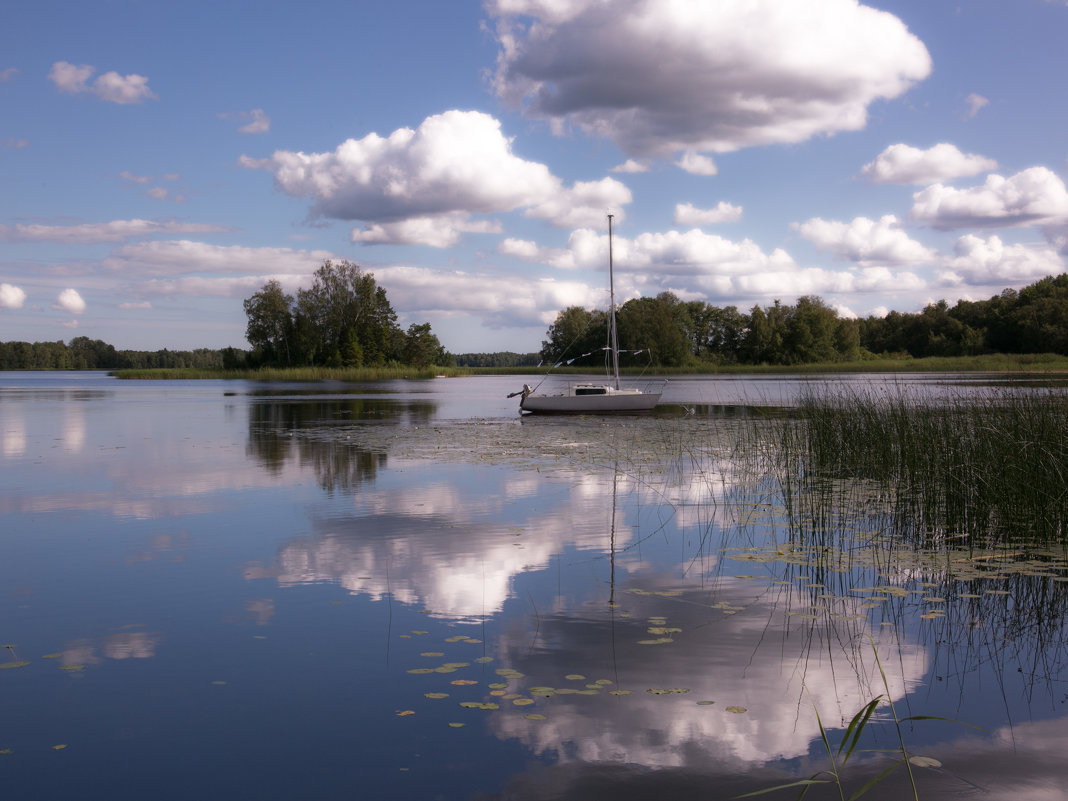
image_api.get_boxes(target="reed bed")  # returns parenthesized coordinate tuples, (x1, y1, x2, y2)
(766, 385, 1068, 547)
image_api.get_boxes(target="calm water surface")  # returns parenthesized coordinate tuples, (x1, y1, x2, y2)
(3, 371, 1068, 800)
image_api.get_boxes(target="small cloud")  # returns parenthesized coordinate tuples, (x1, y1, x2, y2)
(1, 67, 20, 82)
(0, 283, 27, 309)
(862, 143, 997, 185)
(610, 159, 650, 174)
(146, 187, 169, 200)
(119, 170, 150, 185)
(53, 288, 87, 314)
(48, 60, 156, 104)
(674, 201, 742, 226)
(1, 138, 29, 149)
(965, 93, 989, 119)
(61, 319, 80, 329)
(119, 301, 152, 310)
(220, 109, 271, 134)
(675, 151, 718, 176)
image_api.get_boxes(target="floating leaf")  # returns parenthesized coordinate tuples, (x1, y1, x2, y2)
(0, 749, 12, 755)
(42, 653, 63, 660)
(407, 668, 435, 675)
(513, 698, 534, 706)
(421, 652, 445, 658)
(52, 744, 67, 751)
(489, 690, 506, 696)
(0, 662, 31, 670)
(609, 690, 632, 696)
(395, 710, 415, 717)
(459, 701, 499, 710)
(488, 683, 508, 690)
(450, 679, 478, 686)
(410, 630, 428, 635)
(423, 692, 449, 699)
(211, 681, 227, 686)
(529, 687, 556, 697)
(475, 657, 493, 663)
(525, 714, 547, 721)
(594, 679, 613, 686)
(638, 638, 674, 645)
(564, 674, 586, 681)
(648, 688, 690, 695)
(726, 706, 748, 714)
(697, 700, 716, 706)
(447, 722, 465, 728)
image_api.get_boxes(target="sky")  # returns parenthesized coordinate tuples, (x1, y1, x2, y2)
(2, 0, 1067, 355)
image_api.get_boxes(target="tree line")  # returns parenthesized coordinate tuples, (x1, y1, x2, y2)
(243, 260, 453, 368)
(0, 336, 242, 371)
(539, 273, 1068, 367)
(4, 269, 1067, 371)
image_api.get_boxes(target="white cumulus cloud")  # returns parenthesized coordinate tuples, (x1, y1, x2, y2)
(862, 143, 998, 185)
(796, 215, 937, 265)
(48, 61, 156, 104)
(0, 283, 27, 309)
(54, 288, 86, 314)
(938, 234, 1065, 287)
(674, 202, 743, 226)
(488, 0, 931, 158)
(910, 167, 1068, 230)
(240, 110, 625, 243)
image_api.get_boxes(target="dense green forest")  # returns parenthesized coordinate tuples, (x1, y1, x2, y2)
(3, 272, 1068, 371)
(540, 273, 1068, 367)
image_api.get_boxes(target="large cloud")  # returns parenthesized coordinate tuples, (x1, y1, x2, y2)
(911, 167, 1068, 230)
(487, 0, 931, 158)
(939, 234, 1065, 287)
(861, 143, 998, 185)
(797, 214, 937, 266)
(241, 110, 628, 243)
(500, 226, 926, 302)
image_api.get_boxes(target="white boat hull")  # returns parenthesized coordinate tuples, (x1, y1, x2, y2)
(519, 385, 661, 414)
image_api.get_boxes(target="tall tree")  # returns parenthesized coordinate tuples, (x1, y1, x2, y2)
(243, 280, 295, 365)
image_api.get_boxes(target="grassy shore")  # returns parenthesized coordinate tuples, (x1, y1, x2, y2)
(110, 352, 1068, 381)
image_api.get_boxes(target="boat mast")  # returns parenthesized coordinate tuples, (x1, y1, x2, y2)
(607, 214, 620, 389)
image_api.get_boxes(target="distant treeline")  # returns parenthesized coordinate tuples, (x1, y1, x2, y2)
(4, 273, 1068, 372)
(541, 273, 1068, 367)
(454, 352, 540, 368)
(0, 336, 246, 371)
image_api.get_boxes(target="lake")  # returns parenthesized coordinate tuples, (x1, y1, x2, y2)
(2, 370, 1068, 800)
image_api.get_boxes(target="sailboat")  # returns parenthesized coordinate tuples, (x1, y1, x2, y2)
(511, 214, 663, 414)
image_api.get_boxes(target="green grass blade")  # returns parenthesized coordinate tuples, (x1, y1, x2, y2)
(846, 760, 905, 801)
(735, 779, 832, 798)
(838, 697, 881, 765)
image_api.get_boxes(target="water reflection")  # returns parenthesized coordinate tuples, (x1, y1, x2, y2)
(245, 398, 439, 491)
(5, 373, 1068, 801)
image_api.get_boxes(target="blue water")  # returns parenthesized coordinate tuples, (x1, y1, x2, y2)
(3, 372, 1068, 800)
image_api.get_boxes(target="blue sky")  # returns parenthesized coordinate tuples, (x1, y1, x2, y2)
(2, 0, 1067, 354)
